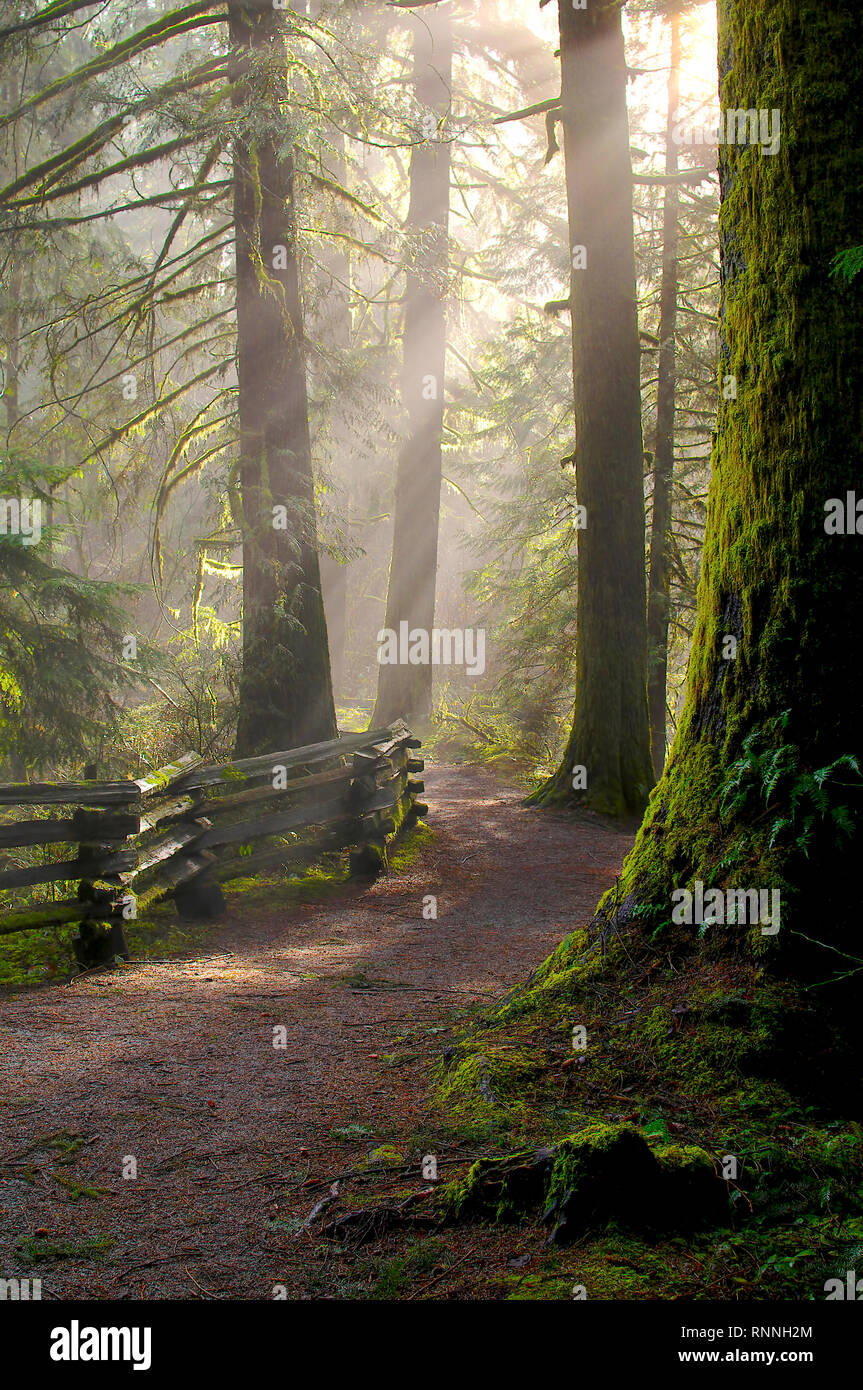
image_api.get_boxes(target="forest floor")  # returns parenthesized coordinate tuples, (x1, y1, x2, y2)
(0, 762, 634, 1300)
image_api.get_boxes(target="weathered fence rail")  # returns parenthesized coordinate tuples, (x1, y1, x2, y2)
(0, 721, 426, 965)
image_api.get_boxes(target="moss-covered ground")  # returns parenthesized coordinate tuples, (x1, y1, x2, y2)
(310, 899, 863, 1300)
(397, 916, 863, 1299)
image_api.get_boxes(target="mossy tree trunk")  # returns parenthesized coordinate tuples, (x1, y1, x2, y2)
(613, 0, 863, 981)
(371, 8, 451, 727)
(230, 0, 336, 757)
(535, 0, 654, 817)
(647, 4, 682, 779)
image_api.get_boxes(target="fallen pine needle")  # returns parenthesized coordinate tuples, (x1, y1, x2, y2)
(408, 1246, 475, 1300)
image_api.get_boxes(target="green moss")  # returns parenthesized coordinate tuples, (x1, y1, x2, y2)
(504, 1267, 576, 1300)
(365, 1144, 405, 1168)
(654, 1142, 714, 1173)
(15, 1233, 114, 1264)
(544, 1124, 660, 1239)
(387, 822, 434, 874)
(642, 1003, 673, 1047)
(221, 859, 346, 908)
(438, 1049, 535, 1100)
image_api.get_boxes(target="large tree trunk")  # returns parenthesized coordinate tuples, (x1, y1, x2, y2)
(230, 0, 336, 756)
(317, 218, 351, 701)
(646, 6, 682, 779)
(371, 7, 451, 727)
(536, 0, 654, 816)
(613, 0, 863, 986)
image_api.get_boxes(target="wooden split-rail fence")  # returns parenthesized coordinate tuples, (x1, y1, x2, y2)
(0, 720, 426, 967)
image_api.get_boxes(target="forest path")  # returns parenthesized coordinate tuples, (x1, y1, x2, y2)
(0, 763, 631, 1298)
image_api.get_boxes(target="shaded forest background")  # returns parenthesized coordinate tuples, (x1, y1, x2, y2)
(0, 0, 718, 785)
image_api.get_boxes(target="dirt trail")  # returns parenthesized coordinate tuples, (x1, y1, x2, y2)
(0, 764, 631, 1298)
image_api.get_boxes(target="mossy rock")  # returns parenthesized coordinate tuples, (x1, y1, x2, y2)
(544, 1124, 661, 1242)
(548, 1130, 728, 1240)
(447, 1123, 730, 1243)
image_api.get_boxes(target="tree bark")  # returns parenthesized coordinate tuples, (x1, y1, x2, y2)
(536, 0, 654, 816)
(317, 225, 351, 701)
(613, 0, 863, 982)
(647, 5, 682, 779)
(371, 7, 451, 727)
(230, 0, 336, 756)
(2, 265, 21, 440)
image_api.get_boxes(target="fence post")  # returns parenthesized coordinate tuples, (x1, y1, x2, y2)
(348, 749, 388, 876)
(72, 763, 131, 969)
(347, 728, 425, 877)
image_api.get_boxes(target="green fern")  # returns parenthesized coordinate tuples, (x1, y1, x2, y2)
(720, 721, 861, 859)
(830, 245, 863, 282)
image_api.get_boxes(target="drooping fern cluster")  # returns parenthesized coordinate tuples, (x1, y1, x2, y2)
(830, 245, 863, 283)
(719, 713, 862, 859)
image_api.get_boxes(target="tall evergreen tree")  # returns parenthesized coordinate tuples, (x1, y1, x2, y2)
(229, 0, 336, 754)
(372, 3, 452, 726)
(646, 2, 683, 777)
(534, 0, 654, 816)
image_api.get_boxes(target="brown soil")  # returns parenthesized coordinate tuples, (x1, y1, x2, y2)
(0, 763, 631, 1300)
